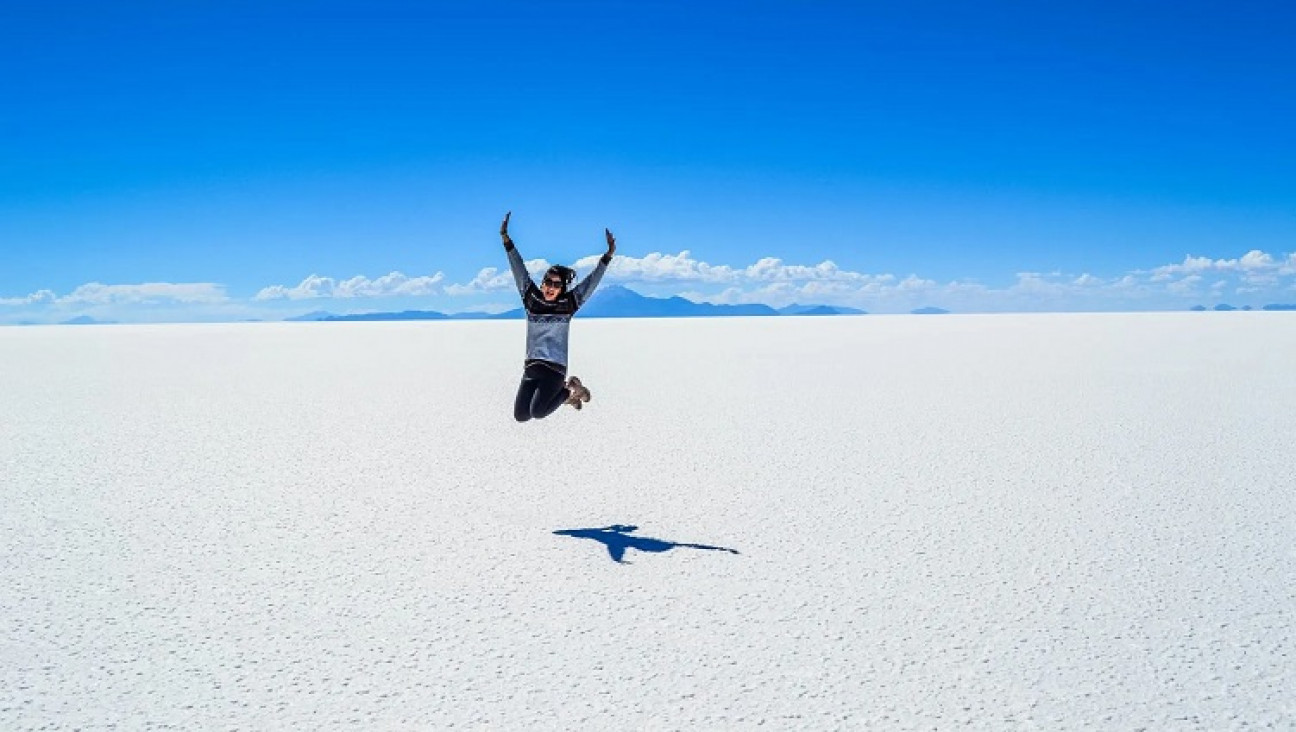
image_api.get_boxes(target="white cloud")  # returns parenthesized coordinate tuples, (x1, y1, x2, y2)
(580, 249, 1296, 311)
(445, 267, 512, 296)
(1281, 253, 1296, 276)
(251, 248, 1295, 315)
(255, 275, 335, 301)
(60, 282, 228, 305)
(745, 258, 860, 283)
(1153, 250, 1285, 280)
(1243, 272, 1279, 287)
(255, 271, 445, 301)
(1238, 250, 1275, 270)
(574, 251, 902, 291)
(0, 289, 57, 306)
(444, 259, 550, 296)
(1152, 255, 1216, 280)
(598, 251, 910, 308)
(896, 274, 937, 291)
(12, 248, 1294, 322)
(340, 271, 445, 298)
(1011, 273, 1070, 297)
(575, 250, 740, 283)
(1166, 275, 1204, 295)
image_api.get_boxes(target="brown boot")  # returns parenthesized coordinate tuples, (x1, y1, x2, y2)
(563, 378, 584, 410)
(566, 376, 591, 405)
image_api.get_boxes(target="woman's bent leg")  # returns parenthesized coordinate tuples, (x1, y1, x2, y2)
(514, 372, 539, 422)
(528, 364, 570, 420)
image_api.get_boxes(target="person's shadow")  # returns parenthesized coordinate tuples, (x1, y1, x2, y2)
(553, 524, 740, 564)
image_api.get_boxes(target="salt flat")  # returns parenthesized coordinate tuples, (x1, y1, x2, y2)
(2, 313, 1293, 729)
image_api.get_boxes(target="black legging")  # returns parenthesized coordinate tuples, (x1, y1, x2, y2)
(514, 361, 570, 422)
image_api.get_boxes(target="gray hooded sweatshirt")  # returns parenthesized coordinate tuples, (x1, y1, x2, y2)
(506, 243, 610, 369)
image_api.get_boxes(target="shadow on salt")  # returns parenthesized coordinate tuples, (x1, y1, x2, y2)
(554, 524, 741, 564)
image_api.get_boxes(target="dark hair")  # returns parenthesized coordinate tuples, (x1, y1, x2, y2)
(545, 265, 576, 289)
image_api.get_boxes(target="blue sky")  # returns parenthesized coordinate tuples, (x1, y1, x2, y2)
(2, 0, 1294, 322)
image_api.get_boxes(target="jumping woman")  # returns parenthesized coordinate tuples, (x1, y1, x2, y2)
(501, 212, 615, 422)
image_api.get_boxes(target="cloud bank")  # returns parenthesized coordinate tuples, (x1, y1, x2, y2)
(2, 283, 226, 307)
(4, 250, 1295, 323)
(254, 271, 447, 301)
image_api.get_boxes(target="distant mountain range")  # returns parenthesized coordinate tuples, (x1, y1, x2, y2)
(280, 290, 1296, 324)
(287, 285, 868, 322)
(1191, 303, 1296, 312)
(60, 315, 117, 325)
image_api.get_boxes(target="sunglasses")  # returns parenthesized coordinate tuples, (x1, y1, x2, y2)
(542, 279, 564, 288)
